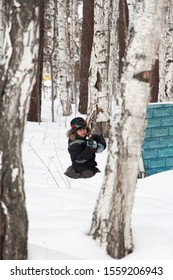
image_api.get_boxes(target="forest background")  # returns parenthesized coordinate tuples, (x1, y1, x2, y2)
(0, 0, 172, 261)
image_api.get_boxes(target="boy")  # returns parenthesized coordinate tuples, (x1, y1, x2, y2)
(64, 117, 106, 179)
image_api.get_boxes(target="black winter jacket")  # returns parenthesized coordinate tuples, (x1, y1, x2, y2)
(67, 131, 106, 173)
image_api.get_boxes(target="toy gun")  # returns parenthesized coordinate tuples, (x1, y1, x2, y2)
(86, 133, 97, 149)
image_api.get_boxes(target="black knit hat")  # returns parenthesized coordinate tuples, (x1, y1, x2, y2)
(70, 117, 87, 131)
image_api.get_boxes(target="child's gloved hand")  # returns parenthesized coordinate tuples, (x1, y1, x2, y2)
(86, 135, 97, 149)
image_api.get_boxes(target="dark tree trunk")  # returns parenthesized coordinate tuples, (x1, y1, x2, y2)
(150, 59, 159, 102)
(78, 0, 94, 114)
(118, 0, 129, 79)
(27, 1, 44, 122)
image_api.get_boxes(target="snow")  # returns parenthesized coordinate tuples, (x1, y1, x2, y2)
(23, 98, 173, 260)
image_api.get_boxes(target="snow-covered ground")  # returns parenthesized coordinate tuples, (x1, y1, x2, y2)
(22, 98, 173, 260)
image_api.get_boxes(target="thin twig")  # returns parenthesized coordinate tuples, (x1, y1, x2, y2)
(28, 143, 60, 188)
(53, 143, 71, 189)
(49, 157, 71, 189)
(42, 121, 49, 145)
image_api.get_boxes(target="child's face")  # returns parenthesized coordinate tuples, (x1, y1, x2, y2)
(76, 127, 87, 138)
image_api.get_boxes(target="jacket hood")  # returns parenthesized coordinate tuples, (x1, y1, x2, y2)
(67, 129, 76, 140)
(67, 129, 89, 141)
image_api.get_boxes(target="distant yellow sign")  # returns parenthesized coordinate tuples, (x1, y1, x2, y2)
(43, 75, 51, 81)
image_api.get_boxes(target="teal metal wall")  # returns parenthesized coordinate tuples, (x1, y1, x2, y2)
(142, 103, 173, 176)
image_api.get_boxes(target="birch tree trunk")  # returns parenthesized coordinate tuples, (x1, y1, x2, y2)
(0, 0, 40, 259)
(87, 0, 111, 137)
(90, 0, 165, 259)
(0, 0, 5, 57)
(69, 0, 77, 105)
(107, 0, 128, 105)
(159, 0, 173, 101)
(50, 0, 59, 122)
(44, 0, 58, 122)
(58, 0, 72, 116)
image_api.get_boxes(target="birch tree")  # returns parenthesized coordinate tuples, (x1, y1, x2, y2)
(0, 0, 40, 259)
(44, 0, 59, 122)
(68, 0, 78, 105)
(87, 0, 111, 136)
(159, 0, 173, 101)
(0, 0, 5, 58)
(58, 0, 72, 116)
(90, 0, 165, 259)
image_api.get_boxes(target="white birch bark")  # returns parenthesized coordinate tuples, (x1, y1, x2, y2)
(69, 0, 77, 104)
(127, 0, 139, 31)
(0, 0, 40, 259)
(87, 0, 111, 136)
(44, 0, 58, 122)
(0, 0, 5, 58)
(44, 0, 55, 72)
(58, 0, 72, 116)
(90, 0, 165, 259)
(158, 0, 173, 101)
(50, 0, 59, 121)
(76, 0, 82, 54)
(107, 0, 119, 101)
